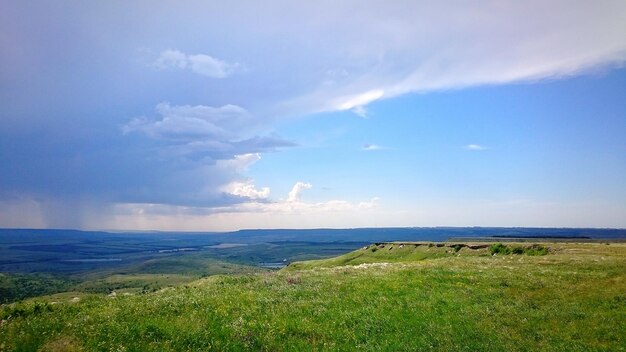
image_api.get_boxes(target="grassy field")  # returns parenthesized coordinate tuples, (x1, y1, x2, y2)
(0, 241, 624, 351)
(284, 241, 551, 270)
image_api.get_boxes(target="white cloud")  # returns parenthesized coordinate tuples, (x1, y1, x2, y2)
(154, 49, 239, 78)
(465, 144, 487, 151)
(287, 182, 312, 202)
(362, 144, 383, 151)
(358, 197, 380, 209)
(187, 54, 237, 78)
(351, 106, 368, 118)
(337, 89, 384, 112)
(153, 49, 188, 69)
(125, 102, 252, 141)
(218, 153, 262, 172)
(276, 1, 626, 116)
(217, 181, 379, 216)
(224, 180, 270, 200)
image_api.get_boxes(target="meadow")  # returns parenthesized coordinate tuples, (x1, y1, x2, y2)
(1, 241, 624, 351)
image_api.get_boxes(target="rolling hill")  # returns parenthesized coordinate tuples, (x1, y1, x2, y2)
(1, 241, 625, 351)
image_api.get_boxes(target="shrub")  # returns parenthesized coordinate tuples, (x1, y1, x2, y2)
(511, 246, 525, 255)
(489, 243, 549, 256)
(525, 244, 549, 256)
(489, 243, 511, 255)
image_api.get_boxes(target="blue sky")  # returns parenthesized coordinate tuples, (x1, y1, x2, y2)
(1, 1, 625, 230)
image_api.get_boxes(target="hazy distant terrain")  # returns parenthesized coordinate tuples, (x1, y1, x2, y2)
(1, 227, 624, 304)
(2, 227, 624, 273)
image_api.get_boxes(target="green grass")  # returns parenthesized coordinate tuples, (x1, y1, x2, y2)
(1, 242, 624, 351)
(489, 243, 549, 256)
(72, 274, 197, 294)
(284, 242, 490, 270)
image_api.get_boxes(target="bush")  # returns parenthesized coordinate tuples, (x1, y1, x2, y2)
(489, 243, 549, 256)
(525, 244, 549, 256)
(511, 246, 525, 255)
(489, 243, 511, 255)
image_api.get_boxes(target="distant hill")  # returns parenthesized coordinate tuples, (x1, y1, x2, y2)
(2, 226, 625, 244)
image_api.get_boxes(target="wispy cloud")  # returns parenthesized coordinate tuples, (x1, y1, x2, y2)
(351, 106, 369, 118)
(464, 144, 488, 151)
(154, 49, 240, 78)
(337, 90, 385, 111)
(278, 2, 626, 116)
(362, 144, 384, 151)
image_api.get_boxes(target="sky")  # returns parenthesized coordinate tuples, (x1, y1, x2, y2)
(1, 1, 625, 231)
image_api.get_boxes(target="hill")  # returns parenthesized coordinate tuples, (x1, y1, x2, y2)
(285, 241, 490, 270)
(1, 241, 625, 351)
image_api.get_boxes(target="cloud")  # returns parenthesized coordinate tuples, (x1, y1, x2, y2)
(223, 180, 270, 200)
(0, 98, 295, 227)
(274, 1, 626, 116)
(209, 181, 381, 221)
(114, 103, 295, 207)
(337, 90, 385, 110)
(1, 2, 625, 229)
(358, 197, 380, 209)
(336, 89, 384, 115)
(100, 196, 625, 232)
(154, 49, 239, 78)
(219, 153, 262, 172)
(362, 144, 383, 151)
(351, 106, 368, 118)
(126, 181, 378, 218)
(125, 102, 252, 140)
(153, 49, 187, 69)
(287, 182, 312, 202)
(465, 144, 487, 151)
(124, 102, 294, 161)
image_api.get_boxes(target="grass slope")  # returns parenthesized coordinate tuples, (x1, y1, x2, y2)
(1, 242, 625, 351)
(284, 242, 489, 270)
(284, 241, 551, 270)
